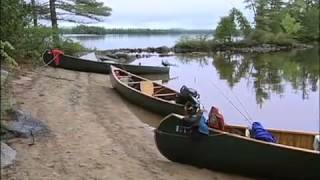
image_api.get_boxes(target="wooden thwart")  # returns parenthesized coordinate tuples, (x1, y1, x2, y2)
(140, 81, 154, 96)
(154, 93, 176, 97)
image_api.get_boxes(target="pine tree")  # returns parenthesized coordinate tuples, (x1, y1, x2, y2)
(35, 0, 112, 28)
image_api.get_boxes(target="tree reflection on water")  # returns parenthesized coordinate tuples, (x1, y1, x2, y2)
(210, 46, 319, 107)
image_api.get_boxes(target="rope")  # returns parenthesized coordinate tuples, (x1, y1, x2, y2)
(31, 50, 59, 75)
(40, 50, 58, 68)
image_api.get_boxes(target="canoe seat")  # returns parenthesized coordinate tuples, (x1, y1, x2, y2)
(314, 135, 320, 151)
(245, 128, 251, 138)
(140, 81, 154, 96)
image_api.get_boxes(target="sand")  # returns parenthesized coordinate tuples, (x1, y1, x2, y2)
(2, 67, 253, 180)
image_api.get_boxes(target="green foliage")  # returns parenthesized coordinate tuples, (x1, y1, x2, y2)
(16, 27, 55, 60)
(214, 16, 238, 42)
(0, 41, 18, 67)
(243, 0, 319, 42)
(0, 0, 89, 66)
(299, 7, 319, 41)
(0, 0, 28, 45)
(175, 36, 210, 52)
(2, 26, 84, 65)
(38, 0, 112, 24)
(248, 30, 295, 44)
(214, 8, 252, 42)
(281, 13, 302, 35)
(54, 39, 86, 55)
(230, 8, 252, 37)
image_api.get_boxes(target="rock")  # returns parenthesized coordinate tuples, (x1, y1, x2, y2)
(1, 142, 16, 168)
(156, 46, 170, 53)
(1, 70, 9, 86)
(114, 52, 136, 61)
(2, 109, 50, 138)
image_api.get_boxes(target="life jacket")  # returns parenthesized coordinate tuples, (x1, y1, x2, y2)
(208, 106, 225, 131)
(51, 49, 64, 65)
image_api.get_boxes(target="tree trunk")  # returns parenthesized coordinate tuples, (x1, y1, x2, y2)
(31, 0, 37, 27)
(49, 0, 58, 29)
(49, 0, 59, 44)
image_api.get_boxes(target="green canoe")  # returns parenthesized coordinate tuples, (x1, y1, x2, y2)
(110, 66, 185, 116)
(42, 50, 169, 74)
(155, 113, 320, 180)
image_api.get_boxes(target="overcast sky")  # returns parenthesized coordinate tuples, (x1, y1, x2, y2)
(58, 0, 254, 29)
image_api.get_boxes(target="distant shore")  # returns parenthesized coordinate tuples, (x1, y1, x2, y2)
(95, 42, 313, 56)
(60, 25, 213, 35)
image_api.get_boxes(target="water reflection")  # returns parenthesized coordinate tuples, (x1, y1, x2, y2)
(210, 47, 319, 107)
(132, 47, 319, 132)
(73, 33, 319, 132)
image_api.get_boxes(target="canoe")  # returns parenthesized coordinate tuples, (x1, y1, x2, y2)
(110, 65, 185, 116)
(42, 50, 169, 74)
(155, 113, 320, 180)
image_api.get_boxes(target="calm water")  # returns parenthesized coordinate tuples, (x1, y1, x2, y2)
(65, 34, 196, 50)
(72, 34, 319, 133)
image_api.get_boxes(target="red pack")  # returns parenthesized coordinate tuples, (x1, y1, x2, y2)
(208, 106, 226, 131)
(51, 49, 64, 65)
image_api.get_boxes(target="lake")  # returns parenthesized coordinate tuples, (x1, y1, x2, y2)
(67, 34, 319, 133)
(64, 34, 202, 50)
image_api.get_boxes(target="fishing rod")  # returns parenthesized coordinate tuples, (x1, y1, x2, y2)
(208, 79, 253, 126)
(230, 88, 254, 122)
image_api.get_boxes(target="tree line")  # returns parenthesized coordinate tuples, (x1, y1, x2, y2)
(176, 0, 319, 51)
(215, 0, 319, 43)
(60, 25, 213, 35)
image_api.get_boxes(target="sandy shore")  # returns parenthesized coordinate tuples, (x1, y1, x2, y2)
(2, 67, 253, 180)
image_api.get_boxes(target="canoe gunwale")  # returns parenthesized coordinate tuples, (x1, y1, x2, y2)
(229, 124, 319, 136)
(110, 66, 184, 107)
(157, 113, 320, 154)
(42, 50, 170, 74)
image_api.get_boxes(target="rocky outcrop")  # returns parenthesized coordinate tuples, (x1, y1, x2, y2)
(174, 43, 313, 54)
(2, 109, 50, 138)
(1, 70, 9, 86)
(98, 46, 173, 54)
(1, 142, 16, 168)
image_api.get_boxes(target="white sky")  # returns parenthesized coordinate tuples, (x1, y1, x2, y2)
(58, 0, 254, 29)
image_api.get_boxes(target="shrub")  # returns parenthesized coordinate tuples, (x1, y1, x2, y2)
(55, 38, 86, 55)
(9, 27, 86, 65)
(0, 40, 18, 67)
(175, 35, 210, 52)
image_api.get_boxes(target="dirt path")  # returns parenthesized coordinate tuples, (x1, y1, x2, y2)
(2, 67, 253, 180)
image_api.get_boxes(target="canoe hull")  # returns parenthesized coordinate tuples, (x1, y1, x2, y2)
(43, 50, 169, 74)
(110, 68, 185, 116)
(155, 114, 320, 180)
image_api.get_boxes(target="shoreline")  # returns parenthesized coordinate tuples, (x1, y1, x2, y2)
(95, 43, 314, 57)
(1, 67, 252, 180)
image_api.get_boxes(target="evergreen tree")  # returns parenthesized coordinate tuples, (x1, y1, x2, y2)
(35, 0, 112, 28)
(0, 0, 28, 45)
(214, 16, 238, 42)
(230, 8, 252, 37)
